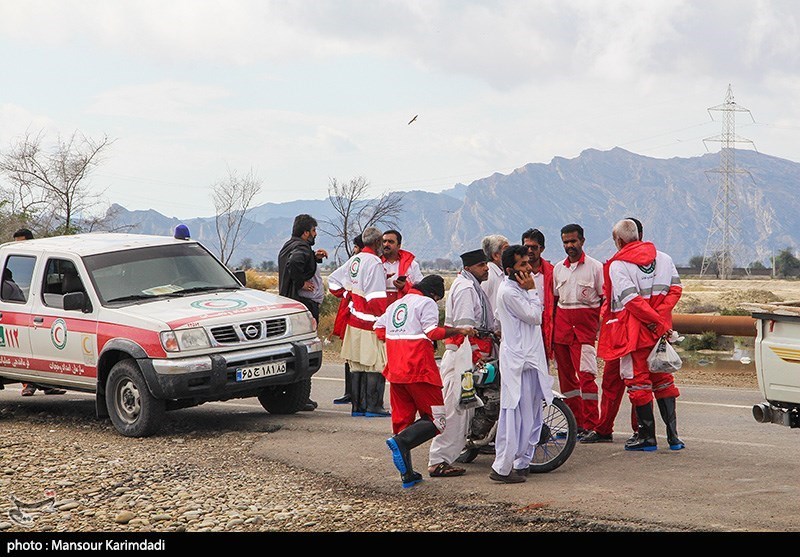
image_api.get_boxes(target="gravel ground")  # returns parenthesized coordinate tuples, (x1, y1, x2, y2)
(0, 353, 756, 534)
(0, 406, 666, 534)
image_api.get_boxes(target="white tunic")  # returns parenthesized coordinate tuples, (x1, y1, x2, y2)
(494, 278, 554, 409)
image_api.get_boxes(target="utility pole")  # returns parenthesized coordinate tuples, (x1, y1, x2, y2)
(700, 84, 756, 280)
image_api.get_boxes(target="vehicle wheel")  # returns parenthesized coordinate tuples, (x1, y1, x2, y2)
(105, 359, 165, 438)
(257, 378, 310, 415)
(455, 447, 480, 464)
(529, 397, 577, 474)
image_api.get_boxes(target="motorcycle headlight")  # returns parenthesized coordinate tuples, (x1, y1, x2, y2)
(160, 328, 211, 352)
(288, 311, 315, 335)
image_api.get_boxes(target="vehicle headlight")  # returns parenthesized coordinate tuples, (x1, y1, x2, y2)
(160, 328, 211, 352)
(288, 311, 315, 335)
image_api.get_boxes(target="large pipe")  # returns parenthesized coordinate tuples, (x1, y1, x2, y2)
(672, 314, 757, 337)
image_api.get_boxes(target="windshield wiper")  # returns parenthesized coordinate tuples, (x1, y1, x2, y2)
(106, 294, 158, 304)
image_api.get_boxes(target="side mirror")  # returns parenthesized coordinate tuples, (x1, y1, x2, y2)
(63, 292, 90, 313)
(234, 270, 247, 287)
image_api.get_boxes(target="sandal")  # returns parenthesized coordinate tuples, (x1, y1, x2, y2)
(428, 462, 466, 478)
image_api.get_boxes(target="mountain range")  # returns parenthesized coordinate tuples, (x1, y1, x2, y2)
(105, 147, 800, 268)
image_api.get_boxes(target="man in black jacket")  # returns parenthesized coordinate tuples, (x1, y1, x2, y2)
(278, 214, 326, 411)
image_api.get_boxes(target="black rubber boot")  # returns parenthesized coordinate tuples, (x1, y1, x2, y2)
(625, 403, 658, 452)
(365, 373, 390, 417)
(350, 371, 366, 416)
(333, 363, 352, 404)
(657, 397, 685, 450)
(386, 419, 439, 488)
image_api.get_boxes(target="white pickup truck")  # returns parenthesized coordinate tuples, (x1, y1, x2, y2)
(0, 233, 322, 437)
(741, 302, 800, 429)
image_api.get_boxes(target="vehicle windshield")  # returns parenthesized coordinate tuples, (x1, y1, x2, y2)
(83, 243, 242, 306)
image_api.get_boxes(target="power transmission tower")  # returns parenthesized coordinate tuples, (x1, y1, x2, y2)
(700, 84, 756, 279)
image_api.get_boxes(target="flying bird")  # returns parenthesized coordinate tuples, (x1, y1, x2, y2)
(408, 114, 418, 125)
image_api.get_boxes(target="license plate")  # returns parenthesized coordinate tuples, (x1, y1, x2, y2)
(235, 361, 287, 381)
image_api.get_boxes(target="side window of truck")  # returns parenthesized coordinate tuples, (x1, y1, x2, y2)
(41, 258, 86, 309)
(1, 255, 36, 303)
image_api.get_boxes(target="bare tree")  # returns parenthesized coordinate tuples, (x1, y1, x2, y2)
(322, 176, 404, 262)
(212, 167, 263, 266)
(0, 129, 113, 235)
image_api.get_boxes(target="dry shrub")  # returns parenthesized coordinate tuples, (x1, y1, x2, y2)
(245, 270, 278, 291)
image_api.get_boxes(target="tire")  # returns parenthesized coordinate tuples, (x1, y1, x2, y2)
(257, 378, 311, 415)
(528, 397, 577, 474)
(105, 359, 165, 438)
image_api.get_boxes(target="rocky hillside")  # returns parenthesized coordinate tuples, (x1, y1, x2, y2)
(105, 147, 800, 267)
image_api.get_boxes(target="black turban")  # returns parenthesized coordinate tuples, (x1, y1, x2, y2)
(460, 249, 487, 267)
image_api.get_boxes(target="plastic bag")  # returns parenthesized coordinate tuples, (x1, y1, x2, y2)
(647, 335, 682, 372)
(454, 339, 483, 409)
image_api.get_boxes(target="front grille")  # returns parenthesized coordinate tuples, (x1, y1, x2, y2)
(210, 318, 287, 345)
(211, 326, 239, 343)
(239, 321, 262, 340)
(265, 318, 287, 337)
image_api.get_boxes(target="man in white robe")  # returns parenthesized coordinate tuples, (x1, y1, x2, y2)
(490, 245, 554, 483)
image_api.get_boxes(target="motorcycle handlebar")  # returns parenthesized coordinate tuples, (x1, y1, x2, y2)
(474, 328, 499, 342)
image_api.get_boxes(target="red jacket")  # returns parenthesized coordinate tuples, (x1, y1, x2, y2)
(598, 241, 668, 360)
(538, 258, 555, 361)
(347, 247, 389, 331)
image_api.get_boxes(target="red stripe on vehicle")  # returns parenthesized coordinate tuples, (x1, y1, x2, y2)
(97, 323, 166, 358)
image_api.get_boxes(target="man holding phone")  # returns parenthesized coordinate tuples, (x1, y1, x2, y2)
(381, 229, 424, 305)
(490, 244, 554, 483)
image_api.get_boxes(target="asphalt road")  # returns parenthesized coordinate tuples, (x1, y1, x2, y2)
(2, 363, 798, 532)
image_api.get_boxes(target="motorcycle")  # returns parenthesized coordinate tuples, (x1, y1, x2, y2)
(456, 329, 577, 473)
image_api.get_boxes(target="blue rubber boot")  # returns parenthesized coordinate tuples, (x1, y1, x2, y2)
(386, 419, 439, 488)
(657, 397, 685, 450)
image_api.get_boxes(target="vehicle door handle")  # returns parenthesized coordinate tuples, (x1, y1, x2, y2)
(33, 316, 44, 324)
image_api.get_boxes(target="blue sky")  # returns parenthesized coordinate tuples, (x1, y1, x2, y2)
(2, 0, 800, 220)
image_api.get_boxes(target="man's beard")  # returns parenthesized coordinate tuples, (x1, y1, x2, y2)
(308, 235, 316, 246)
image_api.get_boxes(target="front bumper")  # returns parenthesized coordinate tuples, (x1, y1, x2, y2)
(138, 338, 322, 402)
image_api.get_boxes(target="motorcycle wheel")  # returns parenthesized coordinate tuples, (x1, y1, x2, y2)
(528, 397, 577, 474)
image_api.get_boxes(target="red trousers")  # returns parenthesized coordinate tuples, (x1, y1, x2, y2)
(596, 359, 637, 436)
(621, 347, 680, 407)
(389, 382, 445, 435)
(554, 342, 599, 431)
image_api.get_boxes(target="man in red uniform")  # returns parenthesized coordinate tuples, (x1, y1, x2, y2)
(598, 219, 684, 451)
(381, 230, 424, 305)
(339, 227, 391, 417)
(583, 218, 644, 444)
(376, 275, 476, 488)
(521, 228, 555, 364)
(552, 224, 604, 437)
(327, 234, 364, 405)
